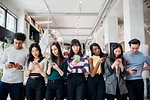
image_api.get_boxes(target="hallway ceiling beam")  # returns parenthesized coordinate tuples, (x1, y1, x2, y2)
(29, 12, 98, 16)
(42, 27, 92, 30)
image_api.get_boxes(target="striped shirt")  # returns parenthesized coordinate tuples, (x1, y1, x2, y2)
(67, 56, 89, 73)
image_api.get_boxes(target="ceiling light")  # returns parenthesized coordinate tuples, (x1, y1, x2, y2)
(88, 36, 93, 40)
(79, 0, 83, 4)
(38, 21, 52, 24)
(45, 8, 48, 11)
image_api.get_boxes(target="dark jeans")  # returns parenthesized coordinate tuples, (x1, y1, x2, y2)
(67, 73, 86, 100)
(107, 94, 127, 100)
(45, 79, 64, 100)
(126, 79, 144, 100)
(26, 76, 45, 100)
(149, 81, 150, 100)
(0, 81, 23, 100)
(87, 74, 105, 100)
(106, 81, 127, 100)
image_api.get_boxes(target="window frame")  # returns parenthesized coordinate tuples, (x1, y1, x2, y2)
(0, 6, 6, 27)
(0, 5, 17, 33)
(6, 11, 17, 32)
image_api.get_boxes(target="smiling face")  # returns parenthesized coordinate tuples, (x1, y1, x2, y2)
(51, 45, 59, 56)
(92, 46, 100, 56)
(31, 47, 40, 59)
(14, 39, 24, 49)
(114, 47, 121, 58)
(72, 44, 80, 55)
(130, 44, 140, 54)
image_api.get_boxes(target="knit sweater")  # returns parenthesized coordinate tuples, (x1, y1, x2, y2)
(67, 56, 89, 73)
(0, 46, 28, 83)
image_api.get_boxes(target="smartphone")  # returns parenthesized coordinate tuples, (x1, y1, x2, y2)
(132, 69, 137, 71)
(74, 55, 80, 60)
(74, 55, 80, 63)
(103, 53, 108, 58)
(9, 62, 15, 65)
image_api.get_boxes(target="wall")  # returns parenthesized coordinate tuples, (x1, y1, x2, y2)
(0, 0, 17, 16)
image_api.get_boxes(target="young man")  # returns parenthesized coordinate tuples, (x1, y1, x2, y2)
(124, 38, 150, 100)
(0, 33, 28, 100)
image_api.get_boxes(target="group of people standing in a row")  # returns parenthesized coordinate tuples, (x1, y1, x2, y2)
(0, 32, 150, 100)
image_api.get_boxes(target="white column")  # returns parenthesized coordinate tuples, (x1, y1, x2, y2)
(104, 17, 118, 53)
(123, 1, 149, 98)
(123, 0, 145, 51)
(104, 17, 118, 44)
(16, 10, 25, 33)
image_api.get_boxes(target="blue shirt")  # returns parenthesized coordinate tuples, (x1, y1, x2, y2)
(124, 51, 150, 80)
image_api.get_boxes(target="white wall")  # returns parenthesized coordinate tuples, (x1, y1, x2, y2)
(0, 0, 17, 16)
(1, 0, 26, 33)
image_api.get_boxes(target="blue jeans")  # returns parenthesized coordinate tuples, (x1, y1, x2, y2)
(0, 81, 23, 100)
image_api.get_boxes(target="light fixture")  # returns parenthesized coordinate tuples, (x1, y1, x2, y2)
(45, 8, 48, 11)
(38, 20, 52, 24)
(79, 0, 83, 4)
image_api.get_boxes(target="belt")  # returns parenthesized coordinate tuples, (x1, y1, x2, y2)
(48, 79, 63, 83)
(29, 75, 44, 80)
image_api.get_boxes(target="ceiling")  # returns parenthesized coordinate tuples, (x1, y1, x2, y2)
(2, 0, 109, 43)
(1, 0, 150, 44)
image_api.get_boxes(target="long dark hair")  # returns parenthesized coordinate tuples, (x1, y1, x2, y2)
(28, 43, 44, 66)
(110, 43, 124, 62)
(90, 43, 104, 57)
(68, 39, 83, 60)
(50, 42, 64, 66)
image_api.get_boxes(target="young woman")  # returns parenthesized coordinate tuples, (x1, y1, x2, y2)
(25, 43, 47, 100)
(104, 43, 128, 100)
(45, 42, 68, 100)
(87, 43, 106, 100)
(67, 39, 89, 100)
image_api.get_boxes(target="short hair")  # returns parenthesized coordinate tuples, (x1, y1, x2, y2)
(13, 33, 26, 41)
(128, 38, 141, 46)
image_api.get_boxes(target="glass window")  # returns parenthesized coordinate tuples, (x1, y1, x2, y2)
(6, 13, 16, 32)
(0, 7, 5, 27)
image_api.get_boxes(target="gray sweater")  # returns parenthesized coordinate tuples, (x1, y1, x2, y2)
(124, 51, 150, 80)
(0, 46, 28, 83)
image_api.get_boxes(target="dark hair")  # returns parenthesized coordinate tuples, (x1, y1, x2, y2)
(50, 42, 64, 66)
(28, 43, 44, 65)
(129, 38, 141, 46)
(13, 33, 26, 41)
(90, 43, 104, 57)
(110, 43, 124, 62)
(68, 39, 83, 60)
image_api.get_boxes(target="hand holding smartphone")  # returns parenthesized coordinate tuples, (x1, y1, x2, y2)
(6, 62, 15, 69)
(132, 69, 137, 72)
(74, 55, 80, 63)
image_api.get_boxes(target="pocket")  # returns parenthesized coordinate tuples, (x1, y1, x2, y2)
(105, 81, 112, 85)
